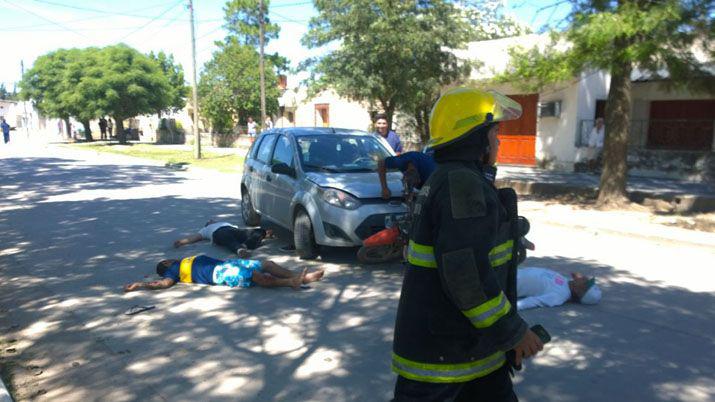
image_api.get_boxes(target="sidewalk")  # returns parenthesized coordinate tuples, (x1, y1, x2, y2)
(496, 165, 715, 213)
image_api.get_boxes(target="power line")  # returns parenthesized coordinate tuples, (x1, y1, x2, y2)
(2, 1, 181, 31)
(3, 0, 87, 38)
(29, 0, 221, 22)
(117, 0, 184, 42)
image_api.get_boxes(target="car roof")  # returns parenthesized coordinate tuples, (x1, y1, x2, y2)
(268, 127, 371, 137)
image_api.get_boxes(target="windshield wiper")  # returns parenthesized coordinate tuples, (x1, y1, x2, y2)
(303, 164, 340, 173)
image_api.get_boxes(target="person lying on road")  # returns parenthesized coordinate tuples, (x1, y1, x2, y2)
(517, 267, 602, 311)
(173, 219, 274, 258)
(124, 254, 324, 292)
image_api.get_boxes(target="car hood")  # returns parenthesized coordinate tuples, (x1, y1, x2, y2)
(305, 171, 404, 199)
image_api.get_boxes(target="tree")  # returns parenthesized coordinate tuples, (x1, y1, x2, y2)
(302, 0, 473, 143)
(223, 0, 280, 47)
(496, 0, 714, 206)
(198, 38, 280, 133)
(149, 51, 189, 116)
(20, 48, 102, 140)
(97, 45, 173, 143)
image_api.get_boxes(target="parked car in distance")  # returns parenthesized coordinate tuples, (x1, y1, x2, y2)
(240, 127, 406, 259)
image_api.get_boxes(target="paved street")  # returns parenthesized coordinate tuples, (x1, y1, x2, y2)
(1, 143, 714, 401)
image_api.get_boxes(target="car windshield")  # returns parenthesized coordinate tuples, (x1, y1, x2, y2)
(296, 135, 392, 173)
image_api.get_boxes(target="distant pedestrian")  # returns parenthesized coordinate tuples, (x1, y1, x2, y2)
(264, 116, 273, 130)
(247, 116, 257, 137)
(107, 118, 113, 138)
(98, 117, 108, 140)
(1, 118, 10, 144)
(373, 113, 402, 154)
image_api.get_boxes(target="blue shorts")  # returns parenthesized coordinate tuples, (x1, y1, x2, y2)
(213, 259, 262, 288)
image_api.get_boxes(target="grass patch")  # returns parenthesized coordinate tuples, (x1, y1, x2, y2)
(66, 142, 244, 173)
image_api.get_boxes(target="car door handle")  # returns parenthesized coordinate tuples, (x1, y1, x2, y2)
(266, 175, 272, 182)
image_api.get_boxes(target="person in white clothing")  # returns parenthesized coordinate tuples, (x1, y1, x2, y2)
(264, 116, 273, 130)
(588, 117, 605, 149)
(173, 220, 273, 258)
(517, 267, 602, 311)
(247, 116, 257, 137)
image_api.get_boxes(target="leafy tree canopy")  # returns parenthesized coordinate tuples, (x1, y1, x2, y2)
(149, 51, 189, 114)
(224, 0, 280, 47)
(198, 38, 280, 133)
(302, 0, 474, 141)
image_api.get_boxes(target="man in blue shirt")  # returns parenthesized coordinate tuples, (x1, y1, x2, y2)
(123, 254, 324, 292)
(1, 118, 10, 144)
(377, 151, 436, 199)
(374, 113, 402, 153)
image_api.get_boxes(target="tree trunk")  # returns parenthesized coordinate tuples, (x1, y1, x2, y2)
(64, 118, 72, 139)
(115, 117, 126, 144)
(415, 104, 430, 147)
(597, 61, 632, 207)
(81, 120, 93, 142)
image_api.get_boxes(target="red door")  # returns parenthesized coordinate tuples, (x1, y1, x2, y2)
(497, 94, 538, 165)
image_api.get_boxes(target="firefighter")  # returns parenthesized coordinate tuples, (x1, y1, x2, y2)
(392, 87, 543, 401)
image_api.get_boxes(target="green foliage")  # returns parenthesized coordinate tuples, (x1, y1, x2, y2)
(223, 0, 280, 47)
(149, 51, 189, 113)
(198, 38, 280, 133)
(98, 45, 173, 121)
(458, 0, 531, 41)
(302, 0, 473, 138)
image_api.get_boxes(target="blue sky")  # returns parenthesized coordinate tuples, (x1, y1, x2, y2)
(0, 0, 570, 91)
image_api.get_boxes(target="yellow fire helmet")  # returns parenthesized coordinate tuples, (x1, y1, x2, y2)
(428, 87, 523, 150)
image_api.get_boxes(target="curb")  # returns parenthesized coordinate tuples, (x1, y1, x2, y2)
(496, 178, 715, 213)
(0, 377, 12, 402)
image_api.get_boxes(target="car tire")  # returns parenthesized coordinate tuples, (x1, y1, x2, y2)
(241, 190, 261, 226)
(294, 209, 318, 260)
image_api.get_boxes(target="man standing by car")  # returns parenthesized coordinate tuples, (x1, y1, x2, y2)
(392, 88, 543, 401)
(374, 113, 402, 154)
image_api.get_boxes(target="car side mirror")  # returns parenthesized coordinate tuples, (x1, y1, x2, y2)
(271, 162, 296, 177)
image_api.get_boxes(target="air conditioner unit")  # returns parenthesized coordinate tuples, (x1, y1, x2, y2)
(538, 101, 561, 118)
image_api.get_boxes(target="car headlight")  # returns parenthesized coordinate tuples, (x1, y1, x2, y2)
(321, 188, 361, 210)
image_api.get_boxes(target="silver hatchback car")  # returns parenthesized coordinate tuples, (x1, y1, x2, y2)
(240, 127, 406, 259)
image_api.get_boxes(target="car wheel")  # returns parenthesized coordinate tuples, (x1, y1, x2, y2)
(241, 190, 261, 226)
(294, 209, 318, 260)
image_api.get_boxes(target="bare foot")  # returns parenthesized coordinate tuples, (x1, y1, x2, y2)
(303, 269, 325, 284)
(292, 268, 307, 290)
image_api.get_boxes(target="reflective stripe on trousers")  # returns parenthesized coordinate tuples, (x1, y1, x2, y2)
(392, 351, 506, 383)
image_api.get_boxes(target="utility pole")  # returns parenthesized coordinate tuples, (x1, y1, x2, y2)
(258, 0, 266, 130)
(189, 0, 201, 159)
(20, 60, 29, 140)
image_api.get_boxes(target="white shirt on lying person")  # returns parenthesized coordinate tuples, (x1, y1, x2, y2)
(517, 267, 572, 311)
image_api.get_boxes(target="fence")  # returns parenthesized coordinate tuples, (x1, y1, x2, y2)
(576, 119, 715, 151)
